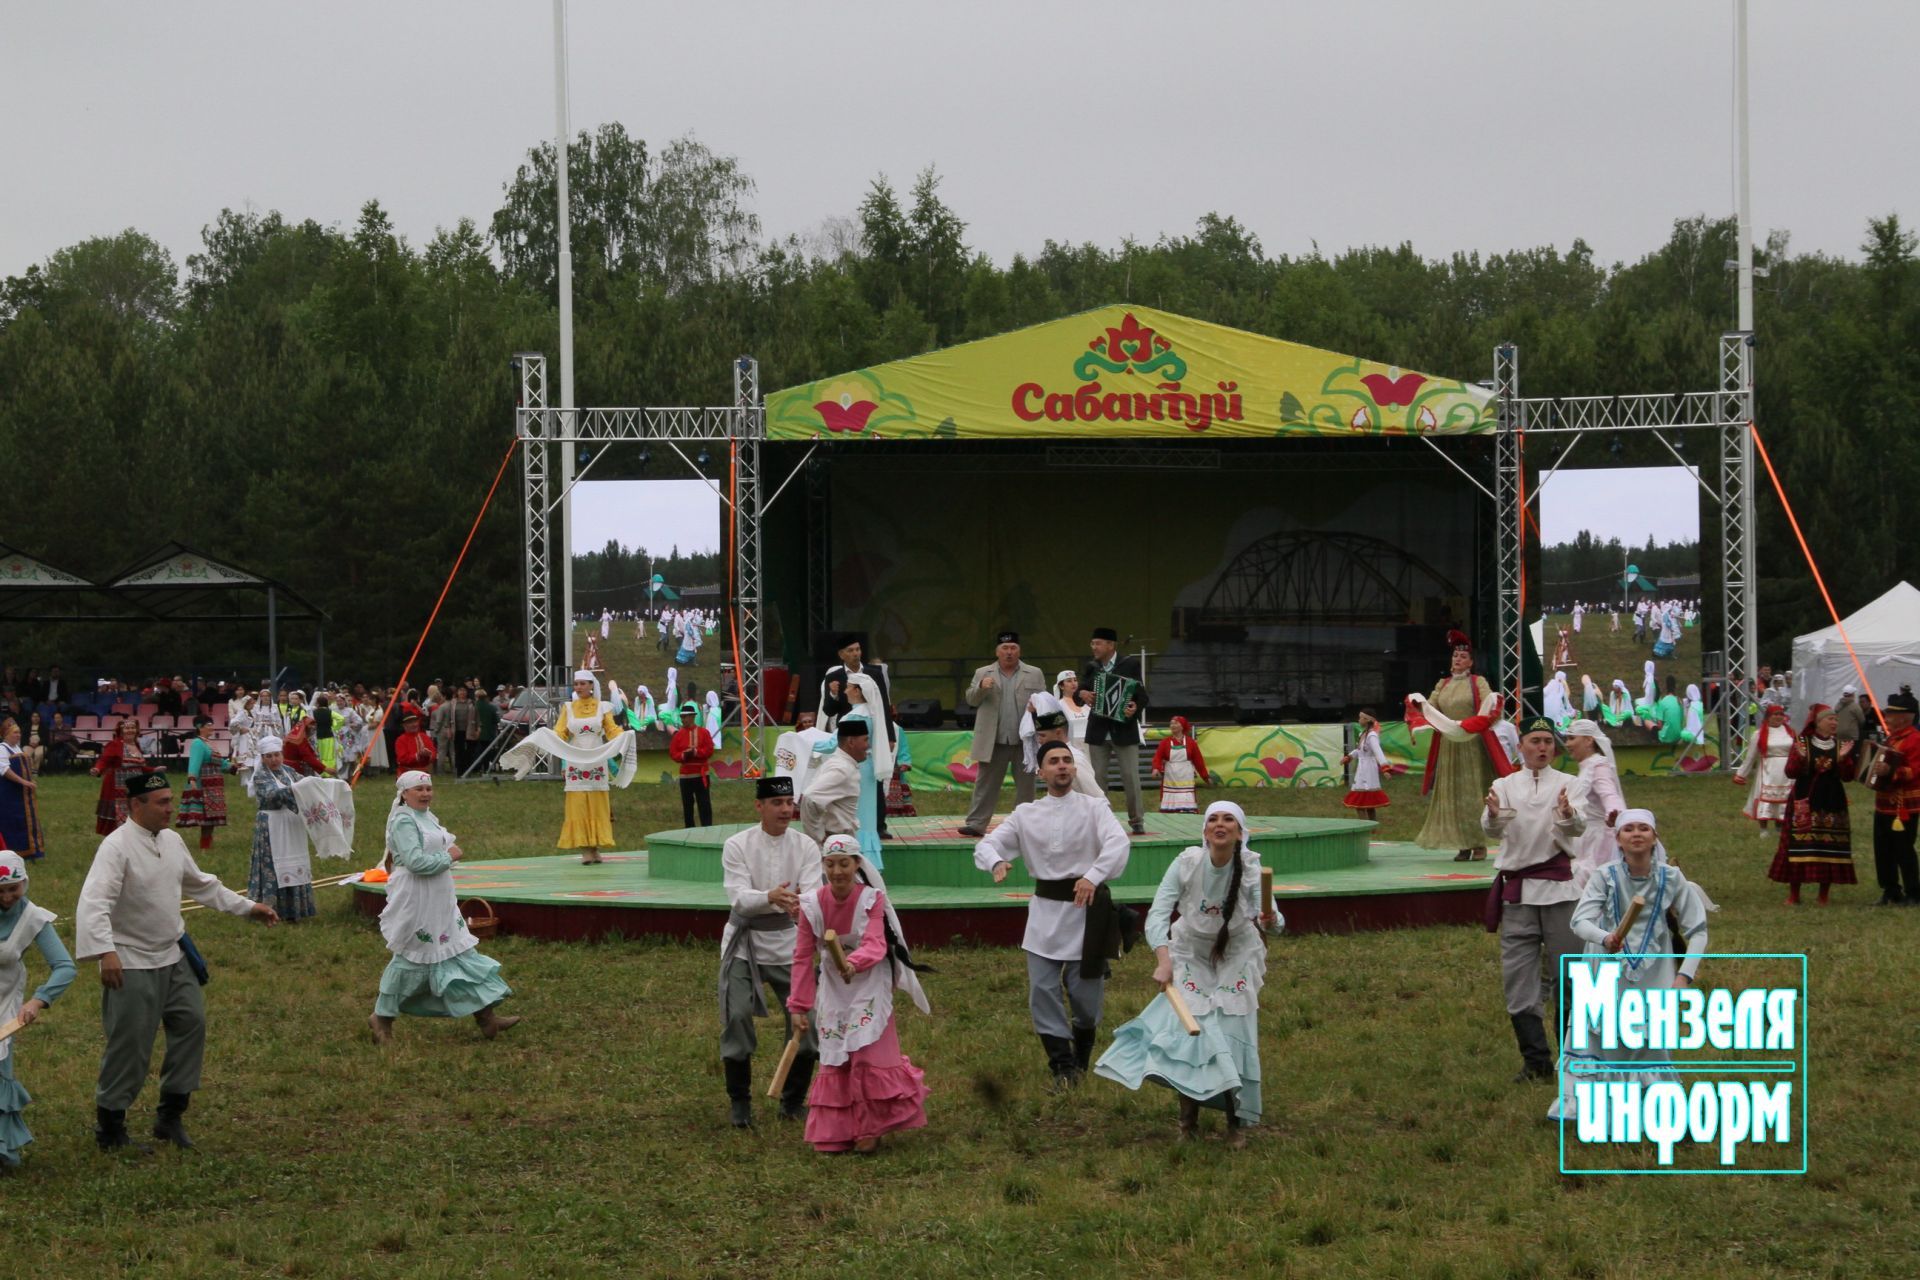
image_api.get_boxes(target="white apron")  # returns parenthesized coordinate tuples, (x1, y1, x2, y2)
(1165, 849, 1268, 1017)
(380, 811, 476, 965)
(800, 887, 897, 1067)
(0, 903, 56, 1064)
(255, 765, 312, 888)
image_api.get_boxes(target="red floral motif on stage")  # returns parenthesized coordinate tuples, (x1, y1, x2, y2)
(1093, 312, 1168, 367)
(948, 762, 979, 785)
(711, 759, 744, 780)
(1360, 371, 1427, 406)
(1257, 756, 1304, 782)
(814, 395, 879, 434)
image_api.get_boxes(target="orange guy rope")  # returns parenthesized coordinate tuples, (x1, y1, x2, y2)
(349, 435, 521, 787)
(1748, 421, 1888, 736)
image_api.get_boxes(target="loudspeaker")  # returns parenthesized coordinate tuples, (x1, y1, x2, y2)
(895, 699, 943, 729)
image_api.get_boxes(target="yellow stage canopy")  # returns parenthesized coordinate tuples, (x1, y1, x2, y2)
(766, 304, 1493, 441)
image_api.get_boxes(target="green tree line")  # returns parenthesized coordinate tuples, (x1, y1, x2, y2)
(2, 121, 1914, 681)
(1541, 535, 1703, 603)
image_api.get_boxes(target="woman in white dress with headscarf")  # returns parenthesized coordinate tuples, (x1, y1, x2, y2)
(1053, 671, 1090, 744)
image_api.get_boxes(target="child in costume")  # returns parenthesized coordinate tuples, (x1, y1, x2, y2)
(0, 852, 75, 1169)
(1735, 702, 1793, 834)
(786, 834, 930, 1154)
(1095, 801, 1278, 1145)
(1343, 709, 1390, 819)
(1151, 716, 1210, 814)
(1550, 809, 1711, 1123)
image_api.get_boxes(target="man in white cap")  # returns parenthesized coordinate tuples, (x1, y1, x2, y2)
(1833, 686, 1867, 749)
(974, 741, 1133, 1089)
(73, 770, 279, 1153)
(1480, 716, 1585, 1085)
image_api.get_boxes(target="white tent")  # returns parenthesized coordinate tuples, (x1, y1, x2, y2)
(1790, 581, 1920, 714)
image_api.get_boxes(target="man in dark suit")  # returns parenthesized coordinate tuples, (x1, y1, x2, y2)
(816, 633, 897, 837)
(1078, 626, 1150, 834)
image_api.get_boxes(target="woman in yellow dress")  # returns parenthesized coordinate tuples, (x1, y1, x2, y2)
(554, 669, 624, 864)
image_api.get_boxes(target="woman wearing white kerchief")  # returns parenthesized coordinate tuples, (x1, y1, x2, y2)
(1550, 808, 1712, 1123)
(553, 669, 626, 865)
(368, 771, 517, 1044)
(785, 833, 930, 1154)
(1095, 800, 1278, 1146)
(1639, 660, 1657, 717)
(246, 735, 315, 923)
(1052, 671, 1090, 744)
(841, 673, 891, 869)
(1682, 683, 1705, 744)
(1543, 672, 1574, 728)
(704, 690, 724, 748)
(1563, 719, 1626, 891)
(0, 851, 76, 1169)
(1603, 680, 1633, 728)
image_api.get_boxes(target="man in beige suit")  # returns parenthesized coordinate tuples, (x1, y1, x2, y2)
(959, 630, 1048, 836)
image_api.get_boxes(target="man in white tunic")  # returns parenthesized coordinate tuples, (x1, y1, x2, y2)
(719, 776, 825, 1128)
(73, 770, 278, 1153)
(800, 720, 865, 847)
(1480, 716, 1586, 1084)
(974, 741, 1132, 1088)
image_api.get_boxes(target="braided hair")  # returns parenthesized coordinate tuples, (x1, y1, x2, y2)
(1209, 827, 1246, 967)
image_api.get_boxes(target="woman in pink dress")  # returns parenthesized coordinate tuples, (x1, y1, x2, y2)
(787, 834, 931, 1154)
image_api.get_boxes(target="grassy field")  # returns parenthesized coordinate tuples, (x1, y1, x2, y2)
(5, 765, 1914, 1280)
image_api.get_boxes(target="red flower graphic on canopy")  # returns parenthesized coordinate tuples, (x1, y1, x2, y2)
(1361, 371, 1427, 406)
(711, 759, 745, 780)
(1095, 312, 1162, 365)
(814, 396, 878, 434)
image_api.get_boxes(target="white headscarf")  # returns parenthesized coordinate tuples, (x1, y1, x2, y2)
(256, 735, 284, 755)
(1642, 660, 1656, 704)
(1203, 798, 1248, 838)
(247, 735, 288, 797)
(663, 668, 679, 715)
(0, 850, 27, 887)
(572, 668, 602, 705)
(1565, 718, 1614, 762)
(1052, 670, 1078, 700)
(817, 834, 930, 1014)
(1020, 691, 1070, 773)
(385, 770, 437, 861)
(843, 671, 891, 780)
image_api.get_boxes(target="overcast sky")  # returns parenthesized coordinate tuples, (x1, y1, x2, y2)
(573, 480, 719, 558)
(1538, 466, 1702, 548)
(8, 3, 1910, 559)
(7, 2, 1914, 282)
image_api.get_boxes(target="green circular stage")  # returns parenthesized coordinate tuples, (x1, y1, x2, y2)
(351, 810, 1496, 944)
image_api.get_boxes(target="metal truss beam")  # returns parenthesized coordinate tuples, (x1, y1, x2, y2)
(1718, 331, 1757, 758)
(516, 407, 746, 442)
(1493, 344, 1524, 715)
(1507, 391, 1747, 434)
(732, 357, 767, 779)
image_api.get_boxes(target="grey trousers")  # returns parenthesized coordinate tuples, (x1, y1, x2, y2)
(719, 958, 817, 1062)
(97, 956, 205, 1110)
(965, 740, 1034, 831)
(1026, 952, 1105, 1039)
(1089, 741, 1143, 824)
(1499, 900, 1579, 1021)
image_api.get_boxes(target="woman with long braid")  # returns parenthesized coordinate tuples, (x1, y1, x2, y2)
(1095, 800, 1278, 1146)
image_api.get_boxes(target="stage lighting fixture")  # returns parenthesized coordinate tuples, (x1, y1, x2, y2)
(696, 448, 712, 468)
(1609, 435, 1624, 459)
(637, 447, 652, 470)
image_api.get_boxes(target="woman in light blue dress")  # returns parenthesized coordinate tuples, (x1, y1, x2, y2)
(1095, 800, 1279, 1145)
(842, 673, 890, 871)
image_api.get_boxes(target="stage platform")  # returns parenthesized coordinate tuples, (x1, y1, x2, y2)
(351, 812, 1496, 944)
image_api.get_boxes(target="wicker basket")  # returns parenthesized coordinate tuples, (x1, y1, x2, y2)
(461, 898, 500, 939)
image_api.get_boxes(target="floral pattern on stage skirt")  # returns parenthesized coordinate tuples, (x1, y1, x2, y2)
(175, 772, 228, 828)
(801, 1020, 928, 1152)
(1094, 996, 1263, 1124)
(375, 948, 512, 1019)
(0, 1052, 34, 1167)
(885, 773, 916, 818)
(1344, 789, 1390, 810)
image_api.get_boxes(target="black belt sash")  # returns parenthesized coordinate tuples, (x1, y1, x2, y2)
(1031, 877, 1141, 979)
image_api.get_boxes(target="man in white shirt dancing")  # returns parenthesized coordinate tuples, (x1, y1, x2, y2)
(1480, 717, 1585, 1084)
(73, 770, 278, 1153)
(974, 741, 1132, 1088)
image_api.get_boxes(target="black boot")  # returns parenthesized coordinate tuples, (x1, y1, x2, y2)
(780, 1054, 817, 1121)
(723, 1058, 753, 1128)
(1509, 1013, 1554, 1083)
(1039, 1034, 1080, 1090)
(153, 1092, 195, 1150)
(1071, 1025, 1097, 1074)
(95, 1106, 152, 1155)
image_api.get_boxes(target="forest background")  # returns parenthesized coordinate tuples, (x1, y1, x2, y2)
(3, 123, 1913, 681)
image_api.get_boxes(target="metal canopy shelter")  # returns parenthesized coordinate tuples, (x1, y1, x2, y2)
(107, 543, 328, 687)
